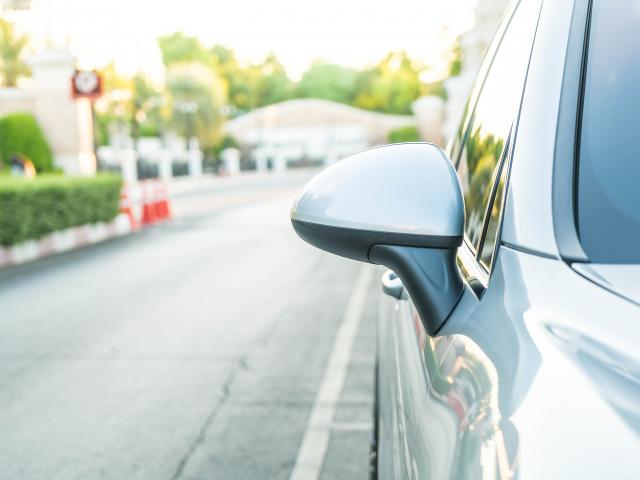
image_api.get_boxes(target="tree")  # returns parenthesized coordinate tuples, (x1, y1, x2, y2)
(353, 52, 423, 115)
(131, 74, 164, 138)
(0, 19, 30, 87)
(210, 47, 292, 112)
(210, 44, 235, 67)
(157, 32, 209, 67)
(295, 63, 360, 104)
(94, 64, 164, 145)
(165, 62, 227, 149)
(388, 126, 420, 143)
(209, 45, 259, 111)
(93, 63, 134, 146)
(253, 54, 293, 107)
(0, 113, 53, 172)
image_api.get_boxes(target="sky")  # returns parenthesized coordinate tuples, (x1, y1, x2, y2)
(14, 0, 477, 81)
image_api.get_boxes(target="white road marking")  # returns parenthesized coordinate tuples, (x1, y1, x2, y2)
(289, 266, 374, 480)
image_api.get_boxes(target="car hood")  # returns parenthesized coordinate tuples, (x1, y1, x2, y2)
(572, 263, 640, 305)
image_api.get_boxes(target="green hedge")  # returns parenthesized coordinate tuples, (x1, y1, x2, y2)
(0, 174, 122, 246)
(0, 113, 54, 172)
(388, 126, 421, 144)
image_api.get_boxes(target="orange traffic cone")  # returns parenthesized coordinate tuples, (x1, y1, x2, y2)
(141, 180, 157, 225)
(155, 181, 172, 220)
(152, 180, 163, 220)
(119, 185, 139, 231)
(164, 182, 172, 219)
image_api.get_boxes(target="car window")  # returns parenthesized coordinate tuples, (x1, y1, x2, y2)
(577, 0, 640, 263)
(479, 157, 508, 269)
(456, 0, 540, 251)
(447, 1, 517, 164)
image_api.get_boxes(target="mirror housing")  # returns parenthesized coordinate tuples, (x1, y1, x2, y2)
(291, 143, 466, 335)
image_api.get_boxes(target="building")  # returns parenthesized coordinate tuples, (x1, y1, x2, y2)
(0, 49, 96, 175)
(224, 98, 415, 171)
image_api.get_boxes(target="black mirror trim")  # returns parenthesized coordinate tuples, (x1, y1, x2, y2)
(369, 245, 464, 335)
(291, 218, 463, 263)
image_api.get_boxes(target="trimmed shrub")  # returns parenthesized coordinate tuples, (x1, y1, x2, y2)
(0, 174, 122, 246)
(0, 113, 54, 172)
(388, 126, 421, 144)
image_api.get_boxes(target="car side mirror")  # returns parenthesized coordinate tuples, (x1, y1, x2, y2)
(290, 143, 465, 335)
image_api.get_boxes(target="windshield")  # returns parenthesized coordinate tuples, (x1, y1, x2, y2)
(578, 0, 640, 263)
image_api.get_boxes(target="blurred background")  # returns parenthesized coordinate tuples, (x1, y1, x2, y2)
(0, 0, 508, 478)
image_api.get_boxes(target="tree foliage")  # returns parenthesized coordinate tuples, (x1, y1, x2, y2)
(295, 63, 360, 104)
(156, 33, 442, 116)
(388, 126, 420, 143)
(95, 65, 164, 145)
(96, 32, 458, 152)
(210, 48, 292, 112)
(165, 62, 226, 149)
(0, 113, 53, 172)
(131, 74, 164, 138)
(353, 52, 424, 115)
(0, 19, 30, 87)
(157, 32, 209, 67)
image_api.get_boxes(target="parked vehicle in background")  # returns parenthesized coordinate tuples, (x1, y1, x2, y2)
(291, 0, 640, 477)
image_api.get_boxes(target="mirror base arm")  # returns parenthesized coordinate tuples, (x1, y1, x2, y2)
(369, 245, 464, 336)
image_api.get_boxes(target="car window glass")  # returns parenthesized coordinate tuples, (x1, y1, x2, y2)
(456, 0, 540, 250)
(577, 0, 640, 263)
(447, 2, 517, 164)
(479, 160, 507, 269)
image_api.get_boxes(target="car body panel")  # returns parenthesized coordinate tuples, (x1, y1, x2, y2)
(572, 263, 640, 306)
(500, 0, 575, 257)
(380, 246, 640, 479)
(377, 0, 640, 478)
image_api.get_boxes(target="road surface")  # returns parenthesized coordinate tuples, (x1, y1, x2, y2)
(0, 171, 381, 480)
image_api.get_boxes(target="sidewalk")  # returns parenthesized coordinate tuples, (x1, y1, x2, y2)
(0, 214, 134, 270)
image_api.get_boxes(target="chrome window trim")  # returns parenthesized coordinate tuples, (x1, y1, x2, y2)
(447, 0, 519, 167)
(457, 0, 544, 285)
(457, 240, 489, 294)
(552, 0, 590, 262)
(500, 0, 575, 256)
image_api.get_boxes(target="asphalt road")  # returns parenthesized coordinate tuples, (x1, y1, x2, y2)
(0, 171, 381, 480)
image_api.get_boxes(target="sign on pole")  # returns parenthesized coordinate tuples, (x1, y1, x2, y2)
(71, 70, 103, 100)
(71, 70, 103, 169)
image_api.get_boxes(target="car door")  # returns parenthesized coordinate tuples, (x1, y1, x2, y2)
(378, 0, 543, 478)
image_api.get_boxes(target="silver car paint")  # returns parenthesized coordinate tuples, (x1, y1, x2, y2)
(380, 246, 640, 479)
(500, 0, 574, 256)
(572, 263, 640, 306)
(377, 0, 640, 478)
(287, 0, 640, 476)
(290, 143, 463, 237)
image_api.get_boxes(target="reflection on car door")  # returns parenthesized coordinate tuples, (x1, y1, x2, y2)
(385, 0, 543, 477)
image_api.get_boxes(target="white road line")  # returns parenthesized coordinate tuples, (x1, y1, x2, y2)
(290, 265, 374, 480)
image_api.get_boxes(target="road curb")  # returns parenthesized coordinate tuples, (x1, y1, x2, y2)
(0, 214, 135, 270)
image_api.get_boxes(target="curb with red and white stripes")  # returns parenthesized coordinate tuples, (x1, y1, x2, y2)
(0, 214, 135, 270)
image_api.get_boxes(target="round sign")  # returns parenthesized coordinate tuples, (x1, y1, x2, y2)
(74, 71, 99, 95)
